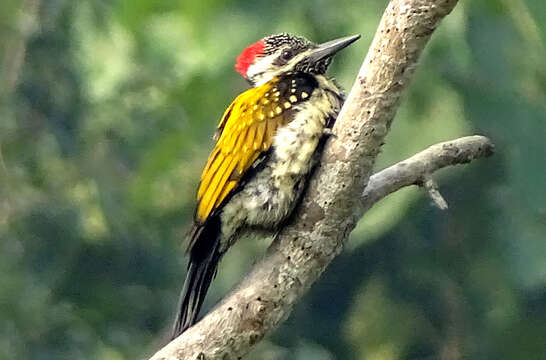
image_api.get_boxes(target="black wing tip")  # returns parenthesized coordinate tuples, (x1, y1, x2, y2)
(185, 223, 204, 253)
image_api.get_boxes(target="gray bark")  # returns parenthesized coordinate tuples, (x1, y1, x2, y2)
(148, 0, 492, 359)
(362, 135, 494, 213)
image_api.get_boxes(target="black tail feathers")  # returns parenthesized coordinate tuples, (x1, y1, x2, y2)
(171, 217, 221, 340)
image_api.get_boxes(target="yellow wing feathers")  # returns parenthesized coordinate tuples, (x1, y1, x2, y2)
(196, 79, 290, 223)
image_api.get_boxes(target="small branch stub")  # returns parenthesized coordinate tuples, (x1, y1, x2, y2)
(421, 176, 449, 210)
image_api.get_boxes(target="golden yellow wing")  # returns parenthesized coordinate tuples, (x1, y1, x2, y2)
(195, 78, 291, 223)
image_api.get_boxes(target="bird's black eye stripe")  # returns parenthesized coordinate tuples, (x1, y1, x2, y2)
(274, 49, 296, 65)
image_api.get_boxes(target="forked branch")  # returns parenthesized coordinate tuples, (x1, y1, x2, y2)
(362, 135, 494, 212)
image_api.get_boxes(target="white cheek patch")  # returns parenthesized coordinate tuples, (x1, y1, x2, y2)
(246, 54, 277, 85)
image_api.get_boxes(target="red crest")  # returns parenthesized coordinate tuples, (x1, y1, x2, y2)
(235, 40, 265, 77)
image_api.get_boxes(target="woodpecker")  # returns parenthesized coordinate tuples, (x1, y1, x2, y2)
(172, 33, 360, 339)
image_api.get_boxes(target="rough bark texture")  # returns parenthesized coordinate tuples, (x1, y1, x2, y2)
(149, 0, 469, 358)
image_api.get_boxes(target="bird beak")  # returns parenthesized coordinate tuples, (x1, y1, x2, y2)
(306, 34, 361, 63)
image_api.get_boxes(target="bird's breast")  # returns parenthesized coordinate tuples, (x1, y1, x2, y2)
(270, 76, 343, 177)
(219, 78, 342, 245)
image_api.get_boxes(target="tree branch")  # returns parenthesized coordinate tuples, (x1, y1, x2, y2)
(149, 0, 473, 358)
(362, 135, 494, 212)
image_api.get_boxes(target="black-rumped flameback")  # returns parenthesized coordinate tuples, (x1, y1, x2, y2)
(172, 33, 360, 339)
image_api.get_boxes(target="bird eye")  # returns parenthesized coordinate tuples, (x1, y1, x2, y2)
(280, 49, 293, 61)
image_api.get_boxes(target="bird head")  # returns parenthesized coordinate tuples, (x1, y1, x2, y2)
(235, 33, 360, 86)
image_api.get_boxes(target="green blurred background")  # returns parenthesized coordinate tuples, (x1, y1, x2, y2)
(1, 0, 545, 359)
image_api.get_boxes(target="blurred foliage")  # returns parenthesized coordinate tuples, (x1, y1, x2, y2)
(0, 0, 545, 359)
